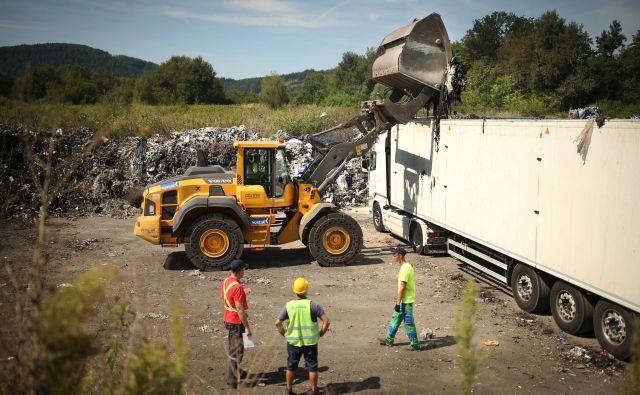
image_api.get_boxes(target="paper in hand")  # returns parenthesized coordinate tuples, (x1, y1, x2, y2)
(243, 333, 255, 348)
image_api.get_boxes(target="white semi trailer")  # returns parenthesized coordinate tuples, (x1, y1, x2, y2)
(368, 117, 640, 359)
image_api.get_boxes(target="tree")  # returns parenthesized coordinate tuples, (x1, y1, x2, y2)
(326, 49, 376, 104)
(496, 20, 536, 91)
(290, 72, 328, 105)
(531, 12, 591, 93)
(460, 12, 530, 62)
(134, 56, 225, 105)
(0, 72, 13, 97)
(260, 73, 288, 109)
(224, 88, 244, 104)
(596, 20, 626, 58)
(243, 88, 259, 104)
(619, 31, 640, 102)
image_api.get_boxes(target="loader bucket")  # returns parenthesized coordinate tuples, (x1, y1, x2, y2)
(372, 13, 452, 97)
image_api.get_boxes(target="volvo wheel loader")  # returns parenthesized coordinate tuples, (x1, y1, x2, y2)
(133, 13, 463, 269)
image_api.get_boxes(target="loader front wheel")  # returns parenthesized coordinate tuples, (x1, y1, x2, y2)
(308, 212, 362, 267)
(185, 214, 244, 270)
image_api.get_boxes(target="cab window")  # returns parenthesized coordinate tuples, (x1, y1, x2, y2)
(274, 148, 291, 197)
(244, 148, 273, 195)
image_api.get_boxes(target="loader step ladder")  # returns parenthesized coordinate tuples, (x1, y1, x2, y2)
(249, 214, 272, 246)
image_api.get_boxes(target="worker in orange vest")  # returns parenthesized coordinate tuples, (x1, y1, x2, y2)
(221, 259, 252, 389)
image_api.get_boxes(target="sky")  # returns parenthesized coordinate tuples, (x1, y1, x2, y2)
(1, 0, 639, 80)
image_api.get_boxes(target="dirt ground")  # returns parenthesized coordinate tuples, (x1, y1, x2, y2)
(0, 207, 629, 394)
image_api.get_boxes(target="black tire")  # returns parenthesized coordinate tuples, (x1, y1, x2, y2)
(550, 281, 594, 335)
(372, 202, 385, 232)
(308, 212, 363, 267)
(510, 264, 551, 313)
(593, 300, 636, 360)
(184, 213, 244, 270)
(410, 223, 424, 254)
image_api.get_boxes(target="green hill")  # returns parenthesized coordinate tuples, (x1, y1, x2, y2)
(0, 43, 157, 78)
(220, 69, 328, 94)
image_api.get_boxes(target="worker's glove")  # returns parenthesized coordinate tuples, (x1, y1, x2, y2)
(394, 304, 400, 313)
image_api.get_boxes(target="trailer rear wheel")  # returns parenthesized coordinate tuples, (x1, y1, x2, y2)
(594, 300, 636, 360)
(372, 202, 385, 232)
(510, 264, 550, 313)
(550, 281, 594, 334)
(410, 223, 424, 254)
(185, 214, 244, 270)
(308, 212, 363, 267)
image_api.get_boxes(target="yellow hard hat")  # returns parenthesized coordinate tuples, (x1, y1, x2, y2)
(292, 277, 308, 295)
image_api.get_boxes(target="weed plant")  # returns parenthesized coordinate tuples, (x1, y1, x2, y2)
(621, 317, 640, 395)
(453, 281, 484, 395)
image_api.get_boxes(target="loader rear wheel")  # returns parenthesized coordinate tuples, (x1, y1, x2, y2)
(308, 212, 362, 267)
(185, 214, 244, 270)
(550, 281, 594, 335)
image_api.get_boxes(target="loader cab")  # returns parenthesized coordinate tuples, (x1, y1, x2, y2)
(235, 142, 294, 206)
(244, 148, 292, 197)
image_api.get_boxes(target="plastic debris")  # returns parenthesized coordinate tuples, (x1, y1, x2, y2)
(420, 328, 435, 340)
(1, 124, 371, 218)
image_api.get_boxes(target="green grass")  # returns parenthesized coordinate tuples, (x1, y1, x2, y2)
(0, 99, 358, 137)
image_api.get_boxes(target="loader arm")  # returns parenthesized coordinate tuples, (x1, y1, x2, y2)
(302, 12, 463, 195)
(302, 13, 464, 195)
(304, 87, 435, 194)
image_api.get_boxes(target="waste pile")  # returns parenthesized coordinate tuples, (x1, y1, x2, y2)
(0, 124, 368, 219)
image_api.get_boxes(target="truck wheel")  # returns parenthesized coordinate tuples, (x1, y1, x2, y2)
(510, 264, 550, 313)
(372, 202, 385, 232)
(550, 281, 594, 334)
(185, 214, 244, 270)
(594, 300, 636, 360)
(308, 212, 363, 267)
(410, 223, 424, 254)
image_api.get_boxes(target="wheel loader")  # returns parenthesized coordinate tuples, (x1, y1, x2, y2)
(133, 13, 463, 269)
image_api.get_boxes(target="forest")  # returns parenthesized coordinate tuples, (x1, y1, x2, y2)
(0, 10, 638, 125)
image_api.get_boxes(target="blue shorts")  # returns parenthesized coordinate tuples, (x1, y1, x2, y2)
(286, 343, 318, 372)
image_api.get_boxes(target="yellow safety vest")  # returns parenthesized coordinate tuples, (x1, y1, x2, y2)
(223, 279, 239, 312)
(285, 299, 319, 347)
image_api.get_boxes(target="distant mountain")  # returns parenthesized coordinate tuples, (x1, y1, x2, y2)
(220, 69, 328, 94)
(0, 42, 327, 94)
(0, 43, 157, 78)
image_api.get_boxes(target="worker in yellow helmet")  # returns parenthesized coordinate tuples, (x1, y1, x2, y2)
(275, 277, 330, 395)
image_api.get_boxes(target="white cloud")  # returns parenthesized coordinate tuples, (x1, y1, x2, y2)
(226, 0, 295, 14)
(164, 1, 354, 28)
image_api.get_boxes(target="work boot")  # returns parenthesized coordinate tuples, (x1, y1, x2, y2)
(378, 337, 393, 347)
(284, 387, 295, 395)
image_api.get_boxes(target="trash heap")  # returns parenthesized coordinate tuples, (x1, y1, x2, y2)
(0, 124, 369, 219)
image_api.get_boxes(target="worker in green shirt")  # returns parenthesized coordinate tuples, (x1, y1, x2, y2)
(383, 245, 420, 350)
